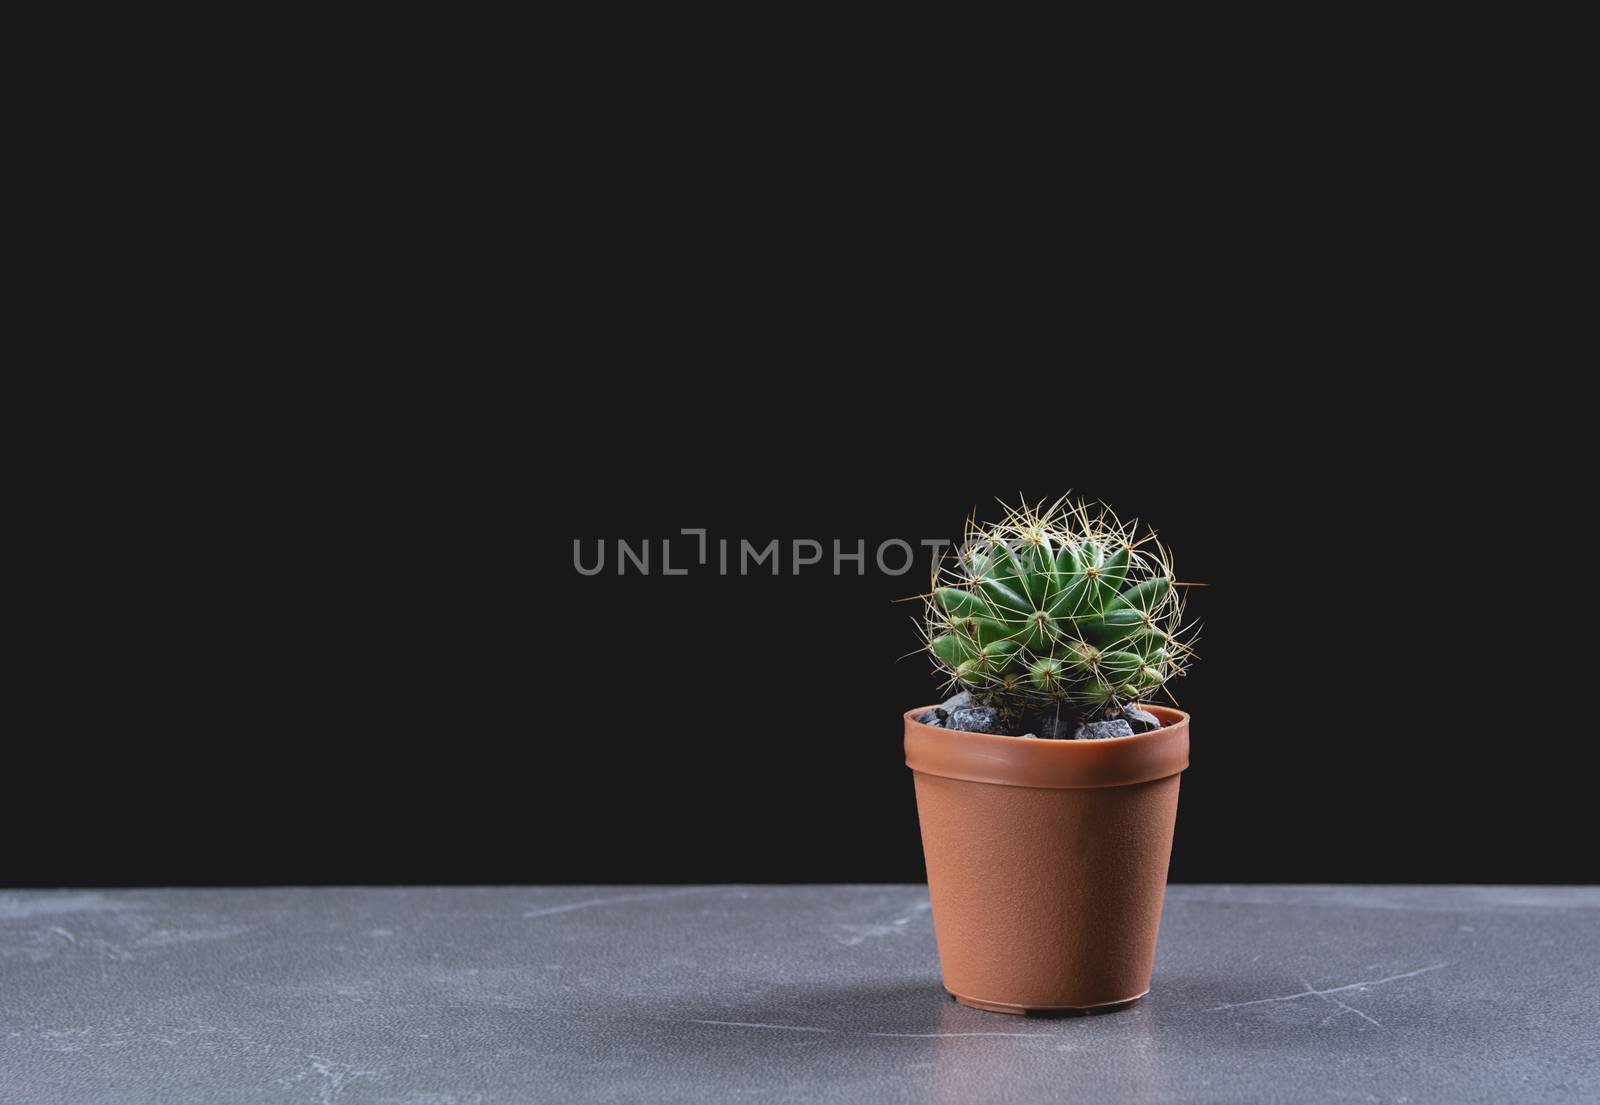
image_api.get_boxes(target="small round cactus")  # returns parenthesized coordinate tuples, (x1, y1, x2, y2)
(922, 496, 1195, 727)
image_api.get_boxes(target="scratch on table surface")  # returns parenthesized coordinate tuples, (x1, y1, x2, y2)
(1211, 962, 1447, 1026)
(688, 1018, 1049, 1040)
(1298, 974, 1383, 1027)
(92, 938, 129, 961)
(274, 1054, 381, 1105)
(836, 899, 932, 946)
(522, 887, 724, 918)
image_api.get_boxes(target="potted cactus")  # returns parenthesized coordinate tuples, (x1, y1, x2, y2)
(905, 496, 1195, 1014)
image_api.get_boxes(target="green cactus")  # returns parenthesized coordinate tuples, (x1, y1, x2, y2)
(922, 496, 1195, 726)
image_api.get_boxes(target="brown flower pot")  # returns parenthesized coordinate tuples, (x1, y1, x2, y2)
(905, 704, 1189, 1015)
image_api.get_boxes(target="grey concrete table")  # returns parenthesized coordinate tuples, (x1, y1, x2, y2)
(2, 886, 1596, 1104)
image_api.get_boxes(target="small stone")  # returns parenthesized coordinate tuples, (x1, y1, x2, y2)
(1018, 732, 1039, 740)
(939, 690, 973, 713)
(1121, 706, 1161, 734)
(915, 707, 949, 727)
(1075, 718, 1135, 740)
(1038, 715, 1075, 741)
(947, 706, 1004, 735)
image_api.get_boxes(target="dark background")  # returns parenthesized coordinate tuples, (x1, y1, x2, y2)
(4, 84, 1589, 887)
(7, 409, 1589, 887)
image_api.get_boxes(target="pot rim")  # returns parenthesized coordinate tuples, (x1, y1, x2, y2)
(904, 703, 1189, 789)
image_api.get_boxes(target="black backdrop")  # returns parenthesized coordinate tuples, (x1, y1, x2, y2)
(4, 29, 1592, 890)
(7, 408, 1590, 888)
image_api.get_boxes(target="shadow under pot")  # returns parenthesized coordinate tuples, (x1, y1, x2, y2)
(904, 704, 1190, 1014)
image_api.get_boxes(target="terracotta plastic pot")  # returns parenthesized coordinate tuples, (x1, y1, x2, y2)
(905, 704, 1189, 1014)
